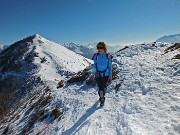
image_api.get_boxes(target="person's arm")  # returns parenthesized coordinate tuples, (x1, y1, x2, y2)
(108, 56, 112, 79)
(91, 54, 97, 76)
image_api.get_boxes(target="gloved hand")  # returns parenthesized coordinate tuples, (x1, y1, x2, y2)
(91, 75, 95, 80)
(108, 77, 112, 82)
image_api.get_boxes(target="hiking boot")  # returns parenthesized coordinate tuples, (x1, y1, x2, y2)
(100, 98, 105, 107)
(100, 101, 104, 107)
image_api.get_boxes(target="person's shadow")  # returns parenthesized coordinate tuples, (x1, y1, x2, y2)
(62, 101, 100, 135)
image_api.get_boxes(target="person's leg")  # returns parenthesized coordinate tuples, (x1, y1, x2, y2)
(97, 76, 108, 104)
(96, 77, 104, 101)
(101, 76, 108, 97)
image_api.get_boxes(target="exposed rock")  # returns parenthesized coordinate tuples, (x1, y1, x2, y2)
(173, 54, 180, 59)
(164, 43, 180, 54)
(57, 80, 65, 88)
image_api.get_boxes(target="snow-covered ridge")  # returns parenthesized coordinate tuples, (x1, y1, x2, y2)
(31, 34, 92, 81)
(0, 34, 92, 80)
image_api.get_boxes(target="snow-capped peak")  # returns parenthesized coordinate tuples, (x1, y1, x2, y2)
(32, 34, 47, 42)
(0, 34, 92, 82)
(31, 35, 92, 81)
(34, 34, 42, 38)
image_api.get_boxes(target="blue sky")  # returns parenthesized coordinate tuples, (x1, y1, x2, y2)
(0, 0, 180, 45)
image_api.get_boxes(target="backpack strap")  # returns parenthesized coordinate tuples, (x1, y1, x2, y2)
(96, 53, 99, 61)
(106, 53, 109, 71)
(96, 53, 98, 73)
(91, 53, 97, 60)
(106, 53, 108, 59)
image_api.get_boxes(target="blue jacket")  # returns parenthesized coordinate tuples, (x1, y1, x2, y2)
(92, 52, 112, 78)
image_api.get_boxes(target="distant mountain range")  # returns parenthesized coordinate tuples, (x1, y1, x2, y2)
(156, 33, 180, 43)
(61, 42, 95, 59)
(61, 42, 122, 59)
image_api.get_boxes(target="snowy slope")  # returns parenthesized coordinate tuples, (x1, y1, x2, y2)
(156, 33, 180, 43)
(32, 34, 92, 81)
(0, 41, 179, 135)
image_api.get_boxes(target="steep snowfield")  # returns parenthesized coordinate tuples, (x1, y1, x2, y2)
(0, 41, 179, 135)
(156, 33, 180, 43)
(32, 34, 92, 81)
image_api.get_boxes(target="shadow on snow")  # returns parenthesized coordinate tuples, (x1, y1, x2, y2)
(62, 101, 100, 135)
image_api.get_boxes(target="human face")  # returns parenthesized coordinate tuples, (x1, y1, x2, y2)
(97, 46, 105, 54)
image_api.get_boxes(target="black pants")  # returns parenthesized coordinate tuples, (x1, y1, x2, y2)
(96, 76, 108, 103)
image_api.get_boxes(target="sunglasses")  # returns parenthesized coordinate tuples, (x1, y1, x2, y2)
(97, 47, 104, 49)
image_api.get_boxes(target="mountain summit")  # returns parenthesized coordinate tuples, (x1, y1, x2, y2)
(0, 34, 91, 80)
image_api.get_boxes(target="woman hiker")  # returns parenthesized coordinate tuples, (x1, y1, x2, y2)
(91, 42, 112, 107)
